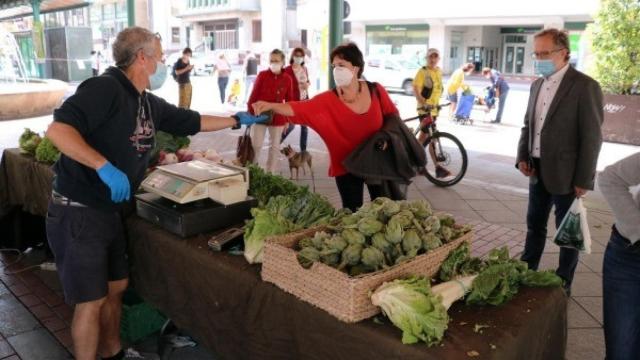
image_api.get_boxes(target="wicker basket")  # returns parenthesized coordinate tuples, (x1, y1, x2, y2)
(262, 227, 473, 323)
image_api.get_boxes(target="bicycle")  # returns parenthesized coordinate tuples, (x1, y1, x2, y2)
(403, 103, 468, 187)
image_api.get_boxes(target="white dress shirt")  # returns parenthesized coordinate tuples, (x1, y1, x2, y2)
(531, 63, 570, 158)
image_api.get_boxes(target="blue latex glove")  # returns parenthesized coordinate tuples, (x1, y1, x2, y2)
(97, 161, 130, 203)
(235, 111, 269, 126)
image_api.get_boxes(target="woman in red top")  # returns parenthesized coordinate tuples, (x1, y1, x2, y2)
(281, 47, 310, 152)
(247, 49, 294, 173)
(253, 43, 399, 211)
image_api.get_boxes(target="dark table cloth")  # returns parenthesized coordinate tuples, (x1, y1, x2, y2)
(0, 149, 568, 360)
(0, 148, 53, 217)
(128, 217, 567, 360)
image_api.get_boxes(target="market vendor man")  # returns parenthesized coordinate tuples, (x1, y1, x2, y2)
(44, 27, 265, 360)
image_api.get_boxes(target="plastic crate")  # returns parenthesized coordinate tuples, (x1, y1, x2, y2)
(120, 290, 167, 344)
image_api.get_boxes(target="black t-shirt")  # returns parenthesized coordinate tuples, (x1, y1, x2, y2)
(52, 66, 201, 212)
(245, 57, 258, 76)
(173, 58, 191, 84)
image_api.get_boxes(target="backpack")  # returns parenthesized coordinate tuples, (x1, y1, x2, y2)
(171, 61, 179, 81)
(420, 66, 434, 99)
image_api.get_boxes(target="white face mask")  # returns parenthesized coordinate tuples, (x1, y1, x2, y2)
(270, 63, 282, 73)
(333, 66, 354, 87)
(293, 56, 304, 65)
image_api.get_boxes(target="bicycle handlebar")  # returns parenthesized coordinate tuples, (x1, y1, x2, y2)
(417, 102, 451, 112)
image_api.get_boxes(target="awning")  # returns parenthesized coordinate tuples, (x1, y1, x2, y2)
(0, 0, 92, 21)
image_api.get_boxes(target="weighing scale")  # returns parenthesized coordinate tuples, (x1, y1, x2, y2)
(136, 160, 257, 237)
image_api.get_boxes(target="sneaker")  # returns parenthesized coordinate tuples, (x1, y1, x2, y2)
(124, 348, 160, 360)
(435, 166, 451, 179)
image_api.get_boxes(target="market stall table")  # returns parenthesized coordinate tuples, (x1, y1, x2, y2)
(0, 149, 569, 359)
(128, 217, 567, 360)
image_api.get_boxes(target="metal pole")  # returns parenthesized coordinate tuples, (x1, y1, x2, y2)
(328, 0, 343, 86)
(127, 0, 135, 27)
(31, 0, 44, 78)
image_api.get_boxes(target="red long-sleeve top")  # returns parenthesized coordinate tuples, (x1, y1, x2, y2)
(247, 69, 294, 126)
(289, 82, 398, 177)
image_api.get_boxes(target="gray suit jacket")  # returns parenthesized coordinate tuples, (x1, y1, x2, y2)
(516, 66, 604, 195)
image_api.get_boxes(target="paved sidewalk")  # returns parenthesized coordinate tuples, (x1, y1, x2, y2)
(0, 126, 613, 359)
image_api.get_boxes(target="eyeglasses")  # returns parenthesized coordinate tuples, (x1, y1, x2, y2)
(531, 48, 565, 60)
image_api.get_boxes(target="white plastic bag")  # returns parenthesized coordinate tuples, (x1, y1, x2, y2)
(553, 198, 592, 254)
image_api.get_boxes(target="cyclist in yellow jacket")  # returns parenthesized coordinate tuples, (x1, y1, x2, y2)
(412, 48, 450, 179)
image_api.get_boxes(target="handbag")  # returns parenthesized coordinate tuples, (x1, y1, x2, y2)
(236, 126, 255, 166)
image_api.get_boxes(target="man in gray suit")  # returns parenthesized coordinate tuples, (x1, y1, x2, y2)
(516, 28, 603, 295)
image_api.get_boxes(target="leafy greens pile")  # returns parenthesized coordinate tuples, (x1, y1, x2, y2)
(19, 128, 42, 156)
(439, 244, 564, 306)
(243, 168, 335, 264)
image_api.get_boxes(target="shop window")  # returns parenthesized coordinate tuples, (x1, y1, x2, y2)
(252, 20, 261, 42)
(505, 35, 526, 43)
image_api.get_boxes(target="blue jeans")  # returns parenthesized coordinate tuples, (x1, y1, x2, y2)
(520, 161, 578, 288)
(280, 125, 309, 152)
(603, 227, 640, 360)
(495, 91, 508, 123)
(218, 76, 229, 103)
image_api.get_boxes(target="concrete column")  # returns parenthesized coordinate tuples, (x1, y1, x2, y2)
(261, 0, 286, 50)
(427, 21, 448, 72)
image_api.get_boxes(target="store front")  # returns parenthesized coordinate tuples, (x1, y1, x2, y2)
(500, 27, 538, 75)
(365, 24, 428, 60)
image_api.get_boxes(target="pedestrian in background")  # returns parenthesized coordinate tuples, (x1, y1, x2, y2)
(173, 47, 194, 109)
(482, 67, 510, 123)
(90, 50, 100, 76)
(516, 28, 603, 296)
(247, 49, 294, 174)
(445, 62, 475, 119)
(598, 152, 640, 360)
(215, 53, 231, 103)
(282, 47, 311, 152)
(244, 50, 259, 103)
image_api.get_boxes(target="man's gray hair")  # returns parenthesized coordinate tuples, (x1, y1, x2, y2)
(112, 27, 158, 69)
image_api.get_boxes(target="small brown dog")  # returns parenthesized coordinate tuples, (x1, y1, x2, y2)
(280, 145, 313, 180)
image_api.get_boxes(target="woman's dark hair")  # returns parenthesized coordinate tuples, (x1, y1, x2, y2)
(182, 47, 192, 55)
(270, 49, 286, 62)
(289, 47, 306, 65)
(330, 42, 364, 78)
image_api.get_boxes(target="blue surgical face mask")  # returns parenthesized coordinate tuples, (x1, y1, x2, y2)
(534, 59, 556, 77)
(148, 61, 167, 90)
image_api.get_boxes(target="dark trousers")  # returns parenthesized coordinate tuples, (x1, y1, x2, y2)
(495, 91, 508, 122)
(218, 76, 229, 103)
(335, 173, 383, 212)
(520, 159, 578, 288)
(280, 125, 309, 152)
(603, 226, 640, 360)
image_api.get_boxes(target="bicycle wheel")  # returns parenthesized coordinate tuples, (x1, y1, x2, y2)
(422, 132, 468, 187)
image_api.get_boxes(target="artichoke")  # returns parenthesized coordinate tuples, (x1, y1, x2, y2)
(357, 217, 384, 236)
(325, 235, 348, 252)
(439, 213, 456, 227)
(385, 220, 404, 244)
(372, 232, 393, 253)
(362, 246, 386, 271)
(19, 128, 42, 155)
(297, 247, 320, 269)
(338, 243, 363, 270)
(440, 226, 454, 243)
(402, 229, 422, 257)
(342, 228, 366, 245)
(340, 214, 360, 227)
(298, 237, 314, 250)
(311, 231, 331, 249)
(408, 199, 433, 219)
(319, 247, 341, 267)
(391, 210, 415, 229)
(422, 233, 443, 251)
(422, 216, 441, 233)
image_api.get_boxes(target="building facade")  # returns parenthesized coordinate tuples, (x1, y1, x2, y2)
(346, 0, 598, 75)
